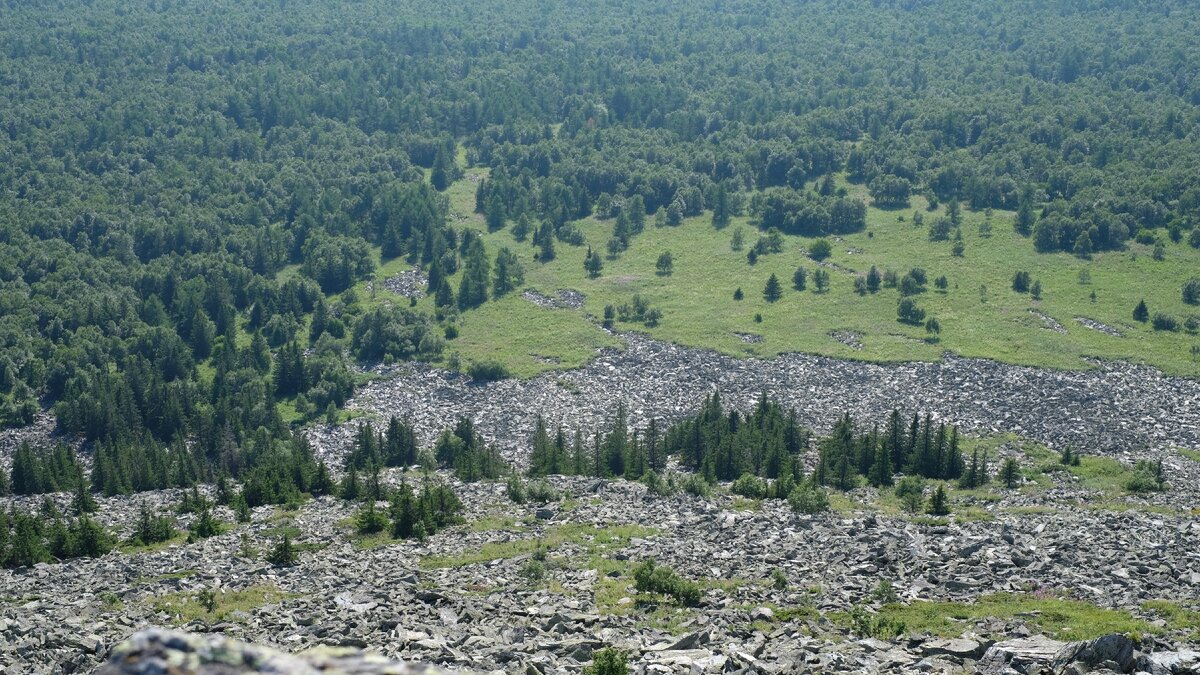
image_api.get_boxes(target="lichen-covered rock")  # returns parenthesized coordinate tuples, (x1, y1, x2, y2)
(94, 628, 466, 675)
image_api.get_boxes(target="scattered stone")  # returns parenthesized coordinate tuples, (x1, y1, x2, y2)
(1030, 309, 1067, 334)
(383, 269, 429, 299)
(1076, 317, 1124, 337)
(829, 330, 864, 350)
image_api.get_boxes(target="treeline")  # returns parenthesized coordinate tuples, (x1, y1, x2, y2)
(521, 392, 969, 493)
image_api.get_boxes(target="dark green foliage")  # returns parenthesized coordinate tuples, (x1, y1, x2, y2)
(1059, 448, 1082, 467)
(665, 392, 810, 482)
(1012, 271, 1031, 294)
(1125, 460, 1166, 493)
(433, 418, 508, 482)
(388, 480, 464, 540)
(897, 298, 926, 325)
(763, 274, 783, 302)
(787, 480, 830, 514)
(730, 473, 769, 499)
(998, 457, 1022, 489)
(633, 559, 701, 606)
(808, 239, 833, 261)
(733, 288, 744, 301)
(895, 476, 926, 513)
(1184, 279, 1200, 306)
(1152, 313, 1178, 331)
(354, 501, 389, 535)
(926, 485, 950, 515)
(351, 306, 444, 362)
(130, 502, 175, 542)
(11, 443, 82, 496)
(187, 505, 223, 542)
(792, 267, 808, 291)
(266, 534, 299, 566)
(959, 447, 990, 489)
(655, 251, 674, 276)
(1134, 299, 1150, 323)
(492, 248, 525, 298)
(584, 648, 629, 675)
(467, 360, 512, 382)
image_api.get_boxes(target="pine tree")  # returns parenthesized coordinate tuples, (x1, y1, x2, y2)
(7, 513, 49, 568)
(711, 183, 730, 229)
(311, 461, 335, 496)
(1133, 299, 1149, 323)
(866, 266, 881, 293)
(868, 438, 893, 487)
(266, 534, 298, 566)
(999, 457, 1022, 488)
(926, 485, 950, 515)
(584, 247, 603, 278)
(1015, 188, 1034, 236)
(339, 465, 361, 501)
(355, 500, 388, 535)
(71, 477, 98, 516)
(763, 273, 782, 302)
(943, 427, 964, 479)
(389, 482, 421, 539)
(792, 266, 807, 291)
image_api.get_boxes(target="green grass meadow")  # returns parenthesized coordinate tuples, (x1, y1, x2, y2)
(361, 170, 1200, 378)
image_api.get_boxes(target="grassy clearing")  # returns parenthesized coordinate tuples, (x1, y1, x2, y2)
(150, 584, 290, 625)
(420, 523, 659, 569)
(1142, 600, 1200, 640)
(850, 593, 1156, 641)
(405, 172, 1200, 378)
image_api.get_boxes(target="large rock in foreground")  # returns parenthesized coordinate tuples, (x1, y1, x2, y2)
(95, 628, 465, 675)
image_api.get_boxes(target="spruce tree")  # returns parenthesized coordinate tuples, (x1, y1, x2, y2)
(999, 457, 1022, 488)
(1133, 299, 1149, 323)
(339, 465, 361, 501)
(712, 184, 730, 229)
(792, 266, 807, 291)
(266, 534, 298, 566)
(7, 513, 49, 567)
(926, 485, 950, 516)
(584, 247, 603, 278)
(389, 482, 420, 539)
(868, 440, 893, 487)
(763, 273, 783, 302)
(71, 477, 98, 516)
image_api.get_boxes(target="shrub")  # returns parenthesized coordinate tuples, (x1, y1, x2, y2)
(897, 298, 926, 325)
(266, 534, 298, 566)
(682, 473, 712, 498)
(1183, 279, 1200, 305)
(505, 475, 527, 504)
(926, 485, 950, 515)
(771, 569, 789, 590)
(633, 559, 702, 606)
(354, 501, 389, 535)
(641, 470, 677, 497)
(731, 473, 768, 499)
(526, 479, 561, 503)
(808, 239, 832, 261)
(1125, 460, 1166, 493)
(467, 360, 512, 382)
(519, 559, 546, 582)
(787, 480, 829, 514)
(1152, 313, 1178, 331)
(584, 648, 628, 675)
